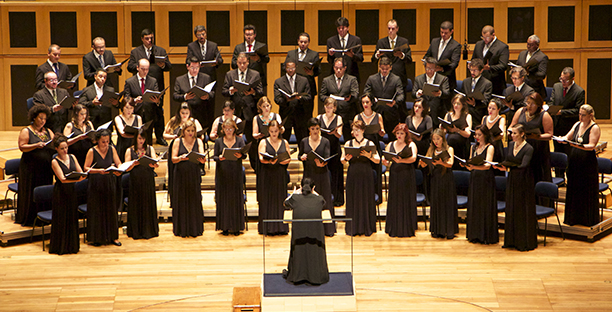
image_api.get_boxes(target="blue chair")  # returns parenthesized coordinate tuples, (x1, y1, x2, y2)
(373, 169, 382, 230)
(405, 78, 413, 93)
(3, 158, 20, 214)
(242, 166, 249, 230)
(534, 181, 565, 246)
(597, 157, 612, 221)
(378, 141, 388, 200)
(545, 87, 553, 103)
(550, 152, 568, 187)
(75, 179, 88, 242)
(30, 185, 54, 251)
(27, 97, 35, 110)
(289, 133, 298, 145)
(73, 90, 83, 98)
(455, 80, 463, 93)
(495, 176, 507, 213)
(454, 171, 470, 208)
(415, 169, 428, 230)
(382, 133, 390, 143)
(405, 101, 414, 111)
(339, 135, 345, 145)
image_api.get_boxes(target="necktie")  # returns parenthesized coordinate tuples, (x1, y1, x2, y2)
(98, 54, 105, 67)
(483, 43, 490, 56)
(191, 77, 196, 88)
(438, 40, 445, 60)
(382, 76, 387, 88)
(201, 44, 206, 57)
(289, 76, 294, 93)
(140, 78, 145, 94)
(471, 80, 476, 92)
(52, 89, 57, 104)
(563, 87, 568, 97)
(146, 48, 150, 59)
(391, 39, 395, 49)
(516, 87, 519, 92)
(247, 44, 252, 52)
(341, 38, 345, 49)
(240, 71, 245, 83)
(299, 50, 304, 61)
(53, 63, 59, 74)
(336, 77, 342, 89)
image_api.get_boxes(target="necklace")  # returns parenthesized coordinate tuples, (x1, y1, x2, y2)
(513, 140, 526, 155)
(354, 137, 365, 144)
(576, 121, 593, 143)
(362, 111, 375, 119)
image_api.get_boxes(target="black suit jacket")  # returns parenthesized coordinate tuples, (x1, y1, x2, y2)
(273, 74, 312, 117)
(516, 49, 548, 98)
(326, 34, 364, 80)
(364, 72, 405, 105)
(231, 41, 270, 87)
(82, 51, 120, 86)
(124, 75, 158, 114)
(78, 84, 116, 108)
(32, 87, 70, 132)
(127, 45, 172, 90)
(371, 36, 412, 86)
(285, 48, 320, 96)
(462, 76, 493, 125)
(221, 69, 264, 121)
(424, 37, 462, 91)
(471, 38, 509, 94)
(319, 74, 359, 118)
(412, 73, 450, 107)
(186, 40, 223, 81)
(173, 72, 214, 106)
(550, 82, 585, 134)
(35, 62, 73, 90)
(502, 83, 534, 108)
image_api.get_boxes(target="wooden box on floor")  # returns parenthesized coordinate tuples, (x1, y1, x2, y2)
(232, 287, 261, 312)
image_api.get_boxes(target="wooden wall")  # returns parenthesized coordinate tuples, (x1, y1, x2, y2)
(0, 0, 611, 130)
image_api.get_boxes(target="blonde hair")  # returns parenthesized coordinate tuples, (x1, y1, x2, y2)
(580, 104, 596, 122)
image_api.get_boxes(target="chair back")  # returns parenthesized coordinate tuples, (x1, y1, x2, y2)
(597, 157, 612, 174)
(405, 78, 413, 93)
(415, 168, 424, 186)
(545, 87, 553, 103)
(535, 181, 558, 201)
(406, 101, 414, 111)
(33, 185, 54, 204)
(74, 179, 88, 205)
(495, 175, 507, 192)
(454, 170, 471, 195)
(27, 97, 34, 110)
(5, 158, 20, 177)
(455, 80, 463, 92)
(550, 152, 568, 170)
(73, 90, 83, 98)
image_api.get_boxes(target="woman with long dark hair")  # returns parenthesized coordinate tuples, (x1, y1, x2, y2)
(63, 104, 94, 168)
(442, 94, 472, 170)
(317, 97, 344, 207)
(406, 98, 433, 155)
(114, 99, 142, 162)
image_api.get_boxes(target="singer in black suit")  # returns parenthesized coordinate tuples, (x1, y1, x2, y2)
(186, 25, 223, 81)
(35, 45, 73, 91)
(231, 25, 270, 90)
(319, 58, 360, 141)
(124, 59, 160, 144)
(273, 60, 312, 143)
(502, 66, 535, 123)
(173, 57, 215, 130)
(424, 21, 462, 95)
(372, 19, 412, 91)
(32, 71, 72, 133)
(82, 37, 121, 88)
(78, 69, 118, 128)
(462, 59, 493, 126)
(364, 57, 405, 140)
(127, 29, 172, 145)
(516, 35, 548, 99)
(412, 57, 451, 129)
(471, 26, 509, 96)
(285, 32, 320, 118)
(326, 17, 364, 82)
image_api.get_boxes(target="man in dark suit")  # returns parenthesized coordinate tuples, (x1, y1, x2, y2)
(516, 34, 548, 99)
(274, 60, 312, 143)
(372, 19, 412, 91)
(173, 57, 214, 130)
(502, 66, 534, 123)
(33, 71, 75, 132)
(82, 37, 122, 88)
(231, 24, 270, 91)
(412, 57, 451, 129)
(461, 58, 492, 126)
(35, 45, 73, 91)
(186, 25, 223, 82)
(327, 17, 364, 82)
(320, 58, 359, 141)
(124, 59, 160, 145)
(550, 67, 585, 176)
(127, 29, 172, 146)
(471, 25, 509, 96)
(364, 56, 405, 140)
(424, 21, 462, 98)
(78, 69, 119, 128)
(285, 32, 320, 119)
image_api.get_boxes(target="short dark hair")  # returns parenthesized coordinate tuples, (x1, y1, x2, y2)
(470, 58, 484, 71)
(440, 21, 453, 30)
(379, 56, 392, 66)
(194, 25, 206, 35)
(187, 56, 200, 65)
(298, 32, 310, 41)
(243, 24, 256, 34)
(28, 104, 51, 122)
(307, 118, 320, 128)
(335, 17, 349, 28)
(333, 58, 346, 68)
(96, 129, 111, 140)
(53, 134, 68, 149)
(424, 57, 437, 66)
(141, 28, 153, 37)
(222, 100, 236, 111)
(562, 67, 575, 79)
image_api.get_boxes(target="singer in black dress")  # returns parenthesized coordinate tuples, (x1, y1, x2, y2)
(355, 94, 385, 203)
(299, 118, 335, 236)
(171, 120, 206, 237)
(84, 129, 124, 246)
(464, 126, 498, 244)
(443, 94, 472, 170)
(497, 124, 537, 251)
(214, 119, 247, 235)
(16, 105, 55, 226)
(317, 98, 345, 207)
(482, 98, 506, 164)
(125, 130, 159, 239)
(253, 97, 283, 202)
(64, 104, 94, 168)
(49, 135, 85, 254)
(561, 105, 600, 227)
(342, 120, 380, 236)
(383, 124, 418, 237)
(420, 128, 458, 239)
(283, 178, 330, 285)
(405, 99, 433, 155)
(115, 99, 142, 162)
(258, 120, 291, 235)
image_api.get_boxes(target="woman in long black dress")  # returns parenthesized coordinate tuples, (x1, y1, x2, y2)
(442, 94, 472, 170)
(510, 92, 553, 184)
(317, 98, 344, 207)
(482, 98, 506, 165)
(210, 101, 243, 141)
(495, 124, 537, 251)
(464, 125, 498, 244)
(283, 178, 330, 285)
(171, 120, 206, 237)
(299, 118, 335, 236)
(125, 129, 159, 239)
(16, 105, 55, 226)
(419, 128, 458, 239)
(560, 104, 601, 226)
(214, 119, 247, 235)
(382, 123, 418, 237)
(341, 120, 380, 236)
(84, 129, 124, 246)
(63, 104, 94, 168)
(355, 94, 386, 203)
(49, 135, 86, 254)
(253, 96, 283, 202)
(406, 98, 433, 156)
(258, 120, 291, 235)
(114, 99, 142, 162)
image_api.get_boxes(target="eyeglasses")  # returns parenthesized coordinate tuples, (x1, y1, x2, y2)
(47, 79, 58, 82)
(559, 77, 571, 83)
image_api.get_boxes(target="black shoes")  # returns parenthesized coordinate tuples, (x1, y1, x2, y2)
(111, 241, 122, 246)
(156, 139, 168, 146)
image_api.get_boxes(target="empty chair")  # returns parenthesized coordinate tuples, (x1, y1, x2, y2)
(545, 87, 553, 103)
(27, 97, 34, 110)
(373, 169, 382, 230)
(597, 157, 612, 221)
(534, 181, 565, 246)
(73, 90, 83, 98)
(495, 176, 507, 213)
(2, 158, 20, 213)
(455, 80, 463, 93)
(30, 185, 54, 251)
(550, 152, 568, 186)
(415, 169, 428, 230)
(454, 170, 470, 209)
